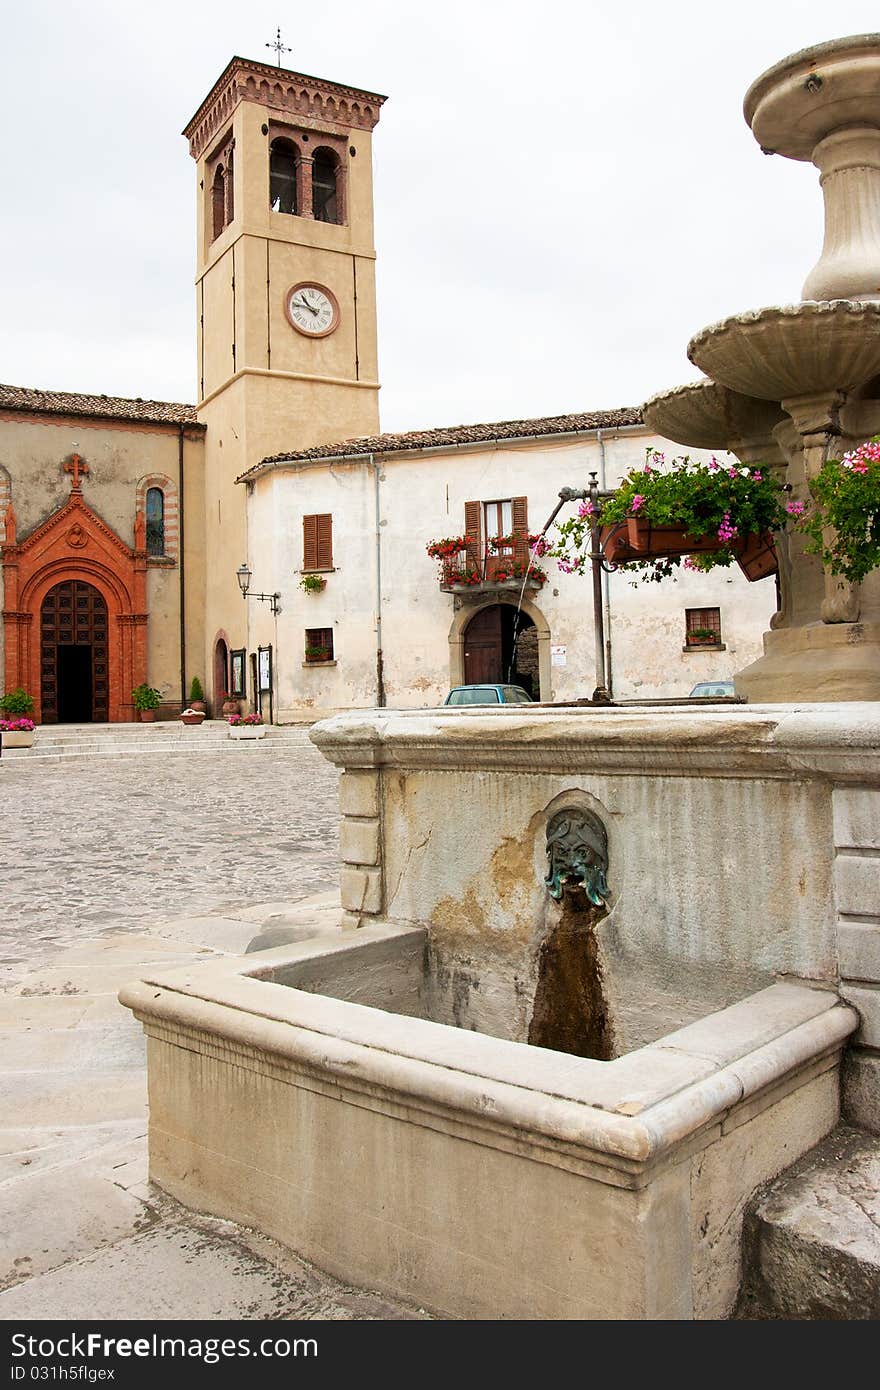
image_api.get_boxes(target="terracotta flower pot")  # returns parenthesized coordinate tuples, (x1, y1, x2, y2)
(735, 531, 778, 581)
(138, 709, 156, 722)
(624, 517, 720, 556)
(189, 700, 206, 714)
(179, 710, 206, 726)
(222, 699, 240, 717)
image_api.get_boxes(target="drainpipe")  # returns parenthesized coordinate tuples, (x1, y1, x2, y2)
(370, 454, 386, 707)
(597, 428, 613, 698)
(178, 425, 187, 708)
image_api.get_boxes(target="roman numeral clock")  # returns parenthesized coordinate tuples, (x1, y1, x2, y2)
(285, 283, 340, 338)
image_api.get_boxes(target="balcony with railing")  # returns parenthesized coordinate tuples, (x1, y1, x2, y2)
(427, 535, 548, 598)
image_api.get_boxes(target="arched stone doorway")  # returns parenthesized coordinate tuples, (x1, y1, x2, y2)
(40, 580, 109, 723)
(462, 605, 540, 698)
(449, 595, 550, 699)
(214, 636, 229, 706)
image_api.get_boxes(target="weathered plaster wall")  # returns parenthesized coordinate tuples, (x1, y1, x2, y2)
(247, 427, 777, 720)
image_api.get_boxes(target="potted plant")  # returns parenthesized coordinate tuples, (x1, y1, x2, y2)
(227, 712, 266, 740)
(219, 690, 240, 717)
(547, 450, 788, 584)
(0, 716, 36, 749)
(426, 536, 468, 560)
(0, 687, 34, 718)
(686, 627, 720, 647)
(179, 708, 206, 726)
(304, 645, 332, 663)
(795, 437, 880, 582)
(132, 683, 162, 721)
(299, 573, 327, 594)
(188, 676, 206, 713)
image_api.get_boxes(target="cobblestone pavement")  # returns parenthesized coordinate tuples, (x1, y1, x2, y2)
(0, 742, 428, 1320)
(0, 743, 341, 986)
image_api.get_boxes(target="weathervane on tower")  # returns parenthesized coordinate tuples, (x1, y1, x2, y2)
(265, 27, 292, 67)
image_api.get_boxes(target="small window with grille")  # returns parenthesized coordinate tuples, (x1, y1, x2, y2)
(685, 607, 722, 647)
(304, 628, 334, 664)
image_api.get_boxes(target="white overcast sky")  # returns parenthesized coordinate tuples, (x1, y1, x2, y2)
(2, 1, 879, 432)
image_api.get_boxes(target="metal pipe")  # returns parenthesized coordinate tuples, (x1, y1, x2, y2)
(178, 425, 187, 709)
(597, 428, 613, 699)
(370, 454, 386, 707)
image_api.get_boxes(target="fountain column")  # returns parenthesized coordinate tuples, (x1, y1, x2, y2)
(645, 35, 880, 700)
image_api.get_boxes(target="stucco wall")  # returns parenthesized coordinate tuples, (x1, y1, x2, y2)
(245, 426, 777, 718)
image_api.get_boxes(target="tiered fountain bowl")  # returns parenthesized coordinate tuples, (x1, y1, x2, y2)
(644, 34, 880, 701)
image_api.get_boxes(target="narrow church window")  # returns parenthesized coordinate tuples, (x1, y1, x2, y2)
(312, 151, 339, 224)
(146, 487, 165, 557)
(270, 140, 298, 214)
(303, 513, 333, 571)
(225, 149, 234, 225)
(212, 165, 226, 241)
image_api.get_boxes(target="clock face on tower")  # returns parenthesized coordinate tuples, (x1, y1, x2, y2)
(285, 283, 340, 337)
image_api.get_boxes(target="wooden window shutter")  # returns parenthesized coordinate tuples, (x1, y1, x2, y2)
(464, 501, 482, 569)
(512, 496, 529, 563)
(303, 513, 333, 571)
(303, 514, 317, 570)
(316, 514, 333, 570)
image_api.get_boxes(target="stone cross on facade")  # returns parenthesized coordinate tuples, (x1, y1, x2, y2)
(63, 454, 89, 492)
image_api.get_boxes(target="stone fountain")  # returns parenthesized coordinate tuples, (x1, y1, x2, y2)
(644, 35, 880, 701)
(120, 36, 880, 1320)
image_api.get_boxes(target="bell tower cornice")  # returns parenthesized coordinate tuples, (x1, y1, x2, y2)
(183, 56, 386, 160)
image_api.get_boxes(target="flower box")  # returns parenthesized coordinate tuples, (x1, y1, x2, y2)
(228, 724, 267, 740)
(735, 530, 778, 581)
(624, 517, 723, 557)
(1, 729, 35, 748)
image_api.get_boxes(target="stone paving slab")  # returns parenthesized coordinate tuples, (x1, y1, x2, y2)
(0, 1213, 429, 1321)
(1, 742, 428, 1321)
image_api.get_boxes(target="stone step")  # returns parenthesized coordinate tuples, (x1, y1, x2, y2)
(2, 723, 315, 762)
(737, 1124, 880, 1319)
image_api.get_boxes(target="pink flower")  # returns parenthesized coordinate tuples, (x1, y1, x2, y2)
(708, 457, 719, 472)
(786, 499, 806, 516)
(577, 499, 595, 518)
(728, 467, 739, 479)
(752, 471, 762, 482)
(683, 556, 699, 571)
(631, 494, 646, 513)
(717, 510, 738, 542)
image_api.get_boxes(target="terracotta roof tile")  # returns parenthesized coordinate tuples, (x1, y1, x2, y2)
(0, 383, 204, 429)
(238, 406, 643, 480)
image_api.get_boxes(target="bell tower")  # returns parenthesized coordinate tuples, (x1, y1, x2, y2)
(182, 57, 385, 696)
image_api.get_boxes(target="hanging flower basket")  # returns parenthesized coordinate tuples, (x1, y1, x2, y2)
(550, 450, 789, 585)
(735, 530, 778, 581)
(623, 518, 724, 557)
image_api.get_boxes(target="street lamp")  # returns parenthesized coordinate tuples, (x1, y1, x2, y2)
(236, 561, 281, 615)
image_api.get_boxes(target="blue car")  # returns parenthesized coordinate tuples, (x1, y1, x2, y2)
(689, 680, 736, 698)
(443, 684, 535, 706)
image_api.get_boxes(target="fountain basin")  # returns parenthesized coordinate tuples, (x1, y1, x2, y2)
(642, 379, 786, 450)
(122, 701, 880, 1318)
(687, 300, 880, 402)
(745, 34, 880, 160)
(121, 933, 854, 1321)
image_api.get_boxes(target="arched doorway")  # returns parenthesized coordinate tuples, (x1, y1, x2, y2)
(40, 580, 109, 723)
(463, 606, 539, 698)
(214, 637, 229, 706)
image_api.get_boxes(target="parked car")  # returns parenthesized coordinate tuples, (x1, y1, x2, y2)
(443, 684, 535, 706)
(689, 680, 736, 698)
